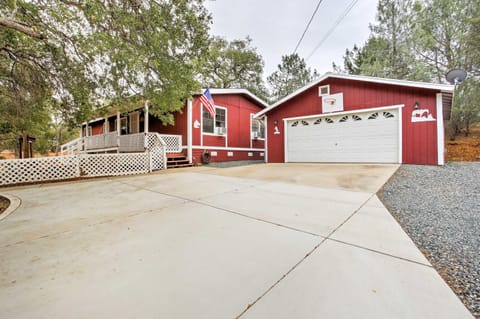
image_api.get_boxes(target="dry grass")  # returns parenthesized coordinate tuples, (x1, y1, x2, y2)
(446, 127, 480, 162)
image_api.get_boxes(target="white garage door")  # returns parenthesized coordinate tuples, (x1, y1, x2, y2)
(286, 108, 400, 163)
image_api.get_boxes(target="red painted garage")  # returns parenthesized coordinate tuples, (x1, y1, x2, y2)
(255, 73, 454, 165)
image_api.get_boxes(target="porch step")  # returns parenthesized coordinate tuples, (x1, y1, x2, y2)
(166, 153, 193, 169)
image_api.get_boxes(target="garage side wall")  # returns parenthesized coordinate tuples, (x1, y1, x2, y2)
(266, 78, 440, 165)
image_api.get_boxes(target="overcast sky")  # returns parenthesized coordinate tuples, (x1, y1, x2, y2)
(204, 0, 378, 78)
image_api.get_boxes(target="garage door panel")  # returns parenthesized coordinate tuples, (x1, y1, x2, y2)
(286, 109, 399, 163)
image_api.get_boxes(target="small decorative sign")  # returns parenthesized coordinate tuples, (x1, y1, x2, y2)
(193, 120, 200, 128)
(411, 109, 436, 122)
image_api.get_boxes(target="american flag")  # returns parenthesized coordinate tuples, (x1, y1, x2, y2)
(199, 88, 215, 118)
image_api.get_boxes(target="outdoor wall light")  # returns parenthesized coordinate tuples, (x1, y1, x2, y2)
(414, 101, 420, 109)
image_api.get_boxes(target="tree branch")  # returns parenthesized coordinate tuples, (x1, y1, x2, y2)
(0, 17, 46, 40)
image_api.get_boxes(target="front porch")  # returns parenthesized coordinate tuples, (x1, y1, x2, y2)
(61, 132, 188, 169)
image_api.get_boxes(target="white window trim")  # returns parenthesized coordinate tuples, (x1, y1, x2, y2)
(319, 85, 330, 96)
(250, 114, 266, 141)
(202, 105, 228, 137)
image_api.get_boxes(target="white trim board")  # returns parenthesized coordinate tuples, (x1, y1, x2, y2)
(283, 104, 404, 122)
(436, 93, 445, 165)
(195, 88, 269, 108)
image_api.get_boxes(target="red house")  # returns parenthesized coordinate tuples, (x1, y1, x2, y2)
(255, 73, 454, 165)
(71, 89, 267, 167)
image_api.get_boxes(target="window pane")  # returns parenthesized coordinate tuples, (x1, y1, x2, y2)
(215, 108, 226, 128)
(251, 119, 265, 138)
(202, 107, 214, 133)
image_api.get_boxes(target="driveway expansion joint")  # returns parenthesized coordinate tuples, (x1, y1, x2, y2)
(236, 193, 377, 318)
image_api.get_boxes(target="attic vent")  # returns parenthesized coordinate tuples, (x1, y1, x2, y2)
(314, 119, 322, 125)
(383, 111, 394, 118)
(291, 121, 299, 127)
(318, 85, 330, 96)
(301, 120, 309, 126)
(352, 115, 362, 121)
(368, 112, 378, 120)
(325, 118, 334, 124)
(339, 116, 349, 122)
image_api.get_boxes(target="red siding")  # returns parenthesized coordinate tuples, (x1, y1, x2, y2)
(149, 110, 188, 145)
(149, 93, 266, 162)
(266, 78, 440, 165)
(91, 122, 104, 135)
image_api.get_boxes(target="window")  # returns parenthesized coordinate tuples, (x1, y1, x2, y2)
(319, 85, 330, 96)
(129, 111, 140, 134)
(339, 116, 349, 122)
(202, 106, 227, 135)
(251, 117, 265, 139)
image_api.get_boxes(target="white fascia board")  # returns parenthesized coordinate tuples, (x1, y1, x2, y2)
(195, 88, 269, 108)
(283, 104, 404, 122)
(255, 72, 454, 118)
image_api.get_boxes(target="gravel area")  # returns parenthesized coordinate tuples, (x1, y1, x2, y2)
(379, 163, 480, 318)
(0, 195, 9, 215)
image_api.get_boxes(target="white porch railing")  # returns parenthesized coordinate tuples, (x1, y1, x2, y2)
(119, 133, 145, 152)
(61, 137, 83, 155)
(85, 132, 118, 151)
(158, 134, 182, 153)
(61, 132, 182, 158)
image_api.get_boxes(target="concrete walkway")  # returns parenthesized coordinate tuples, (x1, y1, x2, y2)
(0, 164, 473, 319)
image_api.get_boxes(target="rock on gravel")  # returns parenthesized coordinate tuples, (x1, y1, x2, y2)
(379, 163, 480, 318)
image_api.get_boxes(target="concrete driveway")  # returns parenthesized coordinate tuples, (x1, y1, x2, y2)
(0, 164, 473, 319)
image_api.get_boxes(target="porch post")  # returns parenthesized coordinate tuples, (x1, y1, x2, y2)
(144, 100, 149, 133)
(187, 99, 193, 163)
(116, 111, 121, 152)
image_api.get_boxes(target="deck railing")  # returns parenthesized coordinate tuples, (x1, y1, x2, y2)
(62, 132, 182, 154)
(158, 134, 182, 153)
(119, 133, 145, 152)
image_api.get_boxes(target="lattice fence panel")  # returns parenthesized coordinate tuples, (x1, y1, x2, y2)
(79, 153, 149, 177)
(0, 155, 79, 186)
(146, 133, 166, 170)
(159, 134, 182, 153)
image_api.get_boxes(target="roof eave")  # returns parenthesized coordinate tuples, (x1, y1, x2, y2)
(255, 72, 455, 118)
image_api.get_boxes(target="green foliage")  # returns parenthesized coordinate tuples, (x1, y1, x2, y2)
(200, 36, 268, 101)
(447, 78, 480, 140)
(1, 0, 212, 149)
(267, 53, 318, 102)
(412, 0, 474, 81)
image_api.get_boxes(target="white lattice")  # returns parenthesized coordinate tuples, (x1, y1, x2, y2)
(158, 134, 182, 153)
(145, 133, 167, 170)
(0, 155, 79, 186)
(79, 153, 149, 177)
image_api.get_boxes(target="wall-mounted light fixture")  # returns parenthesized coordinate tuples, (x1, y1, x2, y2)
(414, 102, 420, 109)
